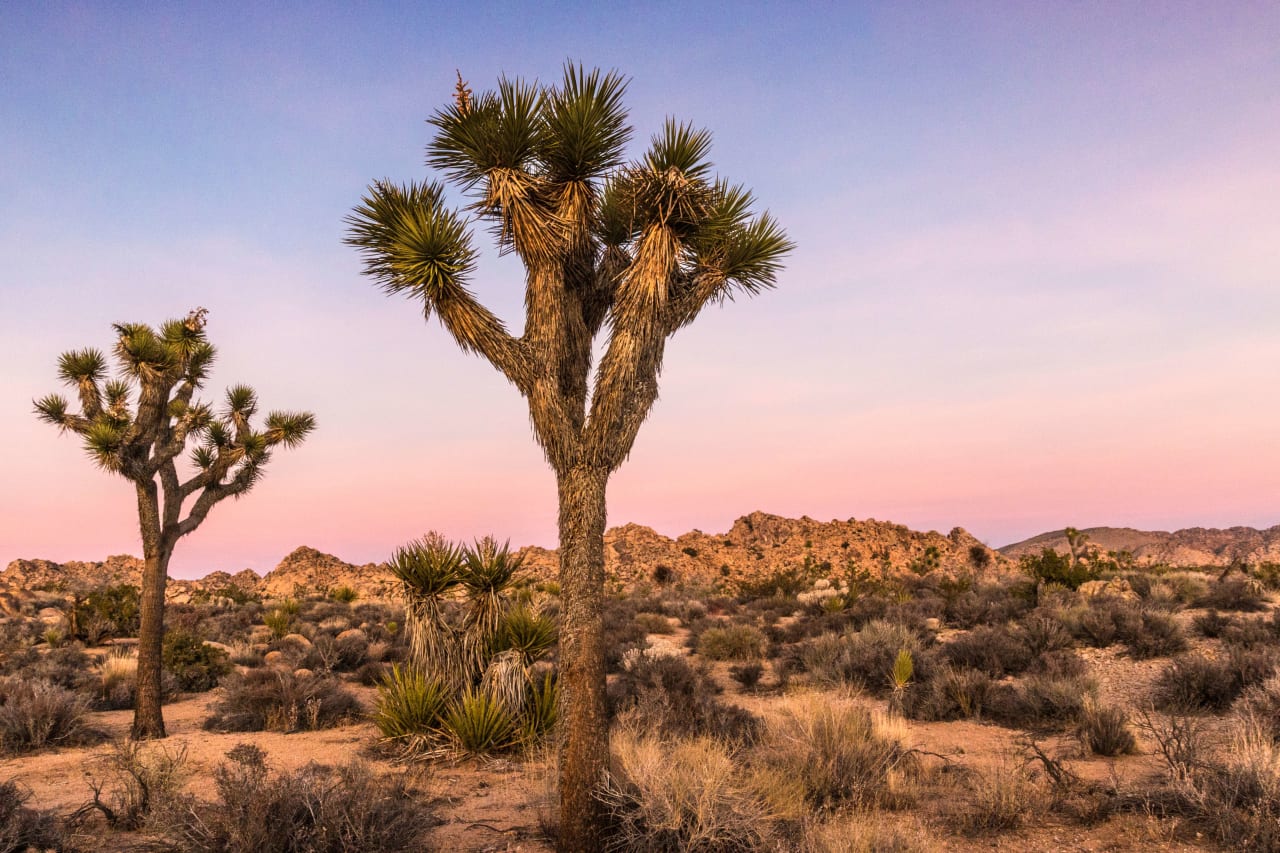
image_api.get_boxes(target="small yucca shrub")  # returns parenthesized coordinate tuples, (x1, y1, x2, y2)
(374, 665, 448, 743)
(523, 670, 558, 744)
(494, 606, 557, 664)
(444, 689, 517, 756)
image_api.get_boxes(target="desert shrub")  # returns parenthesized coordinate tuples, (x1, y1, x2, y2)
(759, 695, 913, 809)
(1154, 647, 1279, 713)
(1077, 702, 1136, 756)
(603, 731, 790, 852)
(651, 564, 675, 585)
(1219, 615, 1280, 648)
(302, 632, 369, 673)
(94, 648, 138, 710)
(1124, 609, 1187, 659)
(163, 744, 429, 852)
(1194, 609, 1232, 638)
(82, 740, 188, 830)
(609, 654, 760, 745)
(6, 645, 93, 691)
(697, 624, 767, 661)
(942, 626, 1032, 677)
(356, 660, 391, 686)
(1197, 577, 1267, 612)
(0, 677, 92, 753)
(944, 582, 1034, 629)
(987, 672, 1094, 729)
(728, 661, 764, 690)
(328, 585, 359, 603)
(950, 760, 1046, 835)
(0, 781, 63, 852)
(1022, 548, 1095, 592)
(1235, 677, 1280, 743)
(162, 630, 231, 692)
(901, 666, 995, 722)
(803, 620, 933, 696)
(204, 669, 361, 733)
(70, 583, 141, 643)
(442, 688, 517, 756)
(373, 665, 448, 745)
(634, 612, 673, 635)
(602, 598, 649, 673)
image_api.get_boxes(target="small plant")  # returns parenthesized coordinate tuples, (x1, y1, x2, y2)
(890, 648, 914, 694)
(328, 585, 359, 603)
(728, 661, 764, 690)
(81, 740, 188, 830)
(204, 669, 361, 733)
(697, 624, 767, 661)
(0, 677, 92, 753)
(443, 688, 517, 756)
(634, 612, 673, 635)
(0, 780, 64, 851)
(373, 665, 448, 745)
(96, 648, 139, 710)
(1021, 547, 1095, 592)
(951, 760, 1045, 834)
(681, 546, 699, 558)
(263, 608, 294, 640)
(163, 745, 429, 852)
(162, 630, 231, 692)
(651, 564, 675, 585)
(1077, 702, 1136, 756)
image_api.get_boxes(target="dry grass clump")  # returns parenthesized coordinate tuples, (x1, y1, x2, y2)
(799, 812, 934, 853)
(602, 729, 796, 852)
(161, 744, 430, 852)
(203, 669, 361, 733)
(80, 740, 188, 830)
(757, 694, 915, 809)
(1196, 576, 1268, 612)
(1077, 701, 1137, 756)
(949, 758, 1047, 835)
(0, 676, 93, 753)
(1235, 675, 1280, 742)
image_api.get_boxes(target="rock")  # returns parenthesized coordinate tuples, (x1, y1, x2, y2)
(264, 650, 288, 667)
(293, 668, 314, 679)
(37, 607, 64, 626)
(203, 641, 233, 654)
(280, 633, 312, 649)
(335, 628, 367, 644)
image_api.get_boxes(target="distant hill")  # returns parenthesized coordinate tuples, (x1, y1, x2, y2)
(3, 511, 1006, 600)
(1000, 525, 1280, 567)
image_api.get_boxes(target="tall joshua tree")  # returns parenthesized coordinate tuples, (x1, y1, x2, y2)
(34, 309, 315, 738)
(346, 66, 791, 848)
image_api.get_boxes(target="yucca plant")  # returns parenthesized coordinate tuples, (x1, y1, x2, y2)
(460, 537, 523, 678)
(444, 688, 518, 757)
(34, 309, 314, 738)
(390, 534, 465, 687)
(494, 605, 558, 666)
(346, 68, 790, 842)
(374, 665, 449, 746)
(523, 670, 559, 744)
(480, 649, 529, 714)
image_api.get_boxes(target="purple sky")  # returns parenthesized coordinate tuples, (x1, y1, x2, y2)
(2, 2, 1278, 578)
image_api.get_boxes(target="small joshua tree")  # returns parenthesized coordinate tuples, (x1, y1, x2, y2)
(34, 309, 315, 738)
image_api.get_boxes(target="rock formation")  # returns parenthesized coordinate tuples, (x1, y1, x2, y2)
(1000, 525, 1280, 567)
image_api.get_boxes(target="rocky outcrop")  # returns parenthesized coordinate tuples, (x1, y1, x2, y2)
(258, 546, 394, 600)
(1000, 525, 1280, 567)
(516, 511, 1007, 591)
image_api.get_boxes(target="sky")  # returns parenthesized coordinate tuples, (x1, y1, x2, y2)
(1, 2, 1277, 578)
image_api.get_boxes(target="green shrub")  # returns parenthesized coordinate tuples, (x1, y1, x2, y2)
(523, 670, 558, 743)
(634, 612, 674, 635)
(697, 624, 767, 661)
(443, 689, 517, 756)
(328, 585, 359, 603)
(728, 661, 764, 690)
(1155, 648, 1279, 712)
(1021, 548, 1095, 591)
(374, 665, 448, 744)
(802, 620, 933, 696)
(1196, 577, 1267, 612)
(162, 630, 231, 692)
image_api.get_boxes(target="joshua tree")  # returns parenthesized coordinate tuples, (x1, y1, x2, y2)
(346, 66, 791, 847)
(34, 309, 315, 738)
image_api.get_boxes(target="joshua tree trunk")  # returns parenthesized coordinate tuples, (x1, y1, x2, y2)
(132, 481, 169, 739)
(555, 464, 609, 849)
